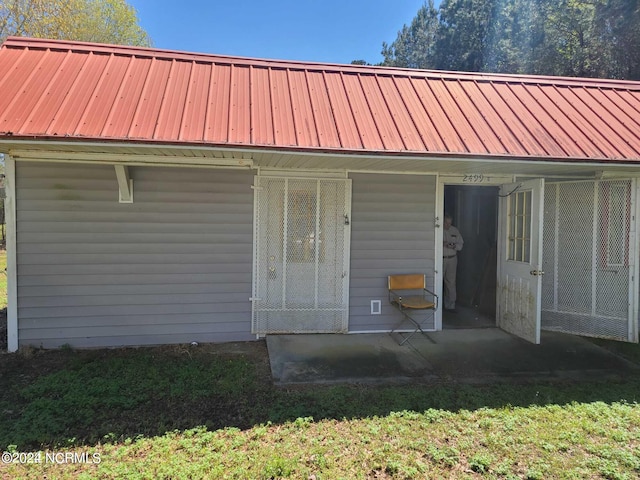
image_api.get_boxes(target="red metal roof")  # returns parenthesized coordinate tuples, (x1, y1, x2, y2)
(1, 36, 640, 162)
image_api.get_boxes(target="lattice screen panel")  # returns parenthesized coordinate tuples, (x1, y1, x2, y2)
(253, 177, 349, 334)
(541, 180, 634, 341)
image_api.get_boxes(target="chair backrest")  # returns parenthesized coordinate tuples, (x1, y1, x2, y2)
(388, 274, 426, 291)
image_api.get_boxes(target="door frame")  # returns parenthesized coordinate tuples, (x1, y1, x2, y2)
(436, 174, 515, 330)
(251, 171, 352, 335)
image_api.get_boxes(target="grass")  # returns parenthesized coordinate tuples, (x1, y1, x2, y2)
(1, 341, 640, 479)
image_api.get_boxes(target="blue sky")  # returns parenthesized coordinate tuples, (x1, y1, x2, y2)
(128, 0, 429, 65)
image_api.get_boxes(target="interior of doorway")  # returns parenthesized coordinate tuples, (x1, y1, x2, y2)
(443, 184, 499, 329)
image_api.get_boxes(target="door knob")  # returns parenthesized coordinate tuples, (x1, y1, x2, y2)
(530, 269, 544, 276)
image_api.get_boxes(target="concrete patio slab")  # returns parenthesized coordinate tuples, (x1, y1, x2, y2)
(266, 328, 640, 385)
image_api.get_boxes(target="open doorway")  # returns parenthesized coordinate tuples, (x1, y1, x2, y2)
(443, 185, 499, 329)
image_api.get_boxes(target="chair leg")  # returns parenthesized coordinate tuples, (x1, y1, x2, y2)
(390, 308, 429, 346)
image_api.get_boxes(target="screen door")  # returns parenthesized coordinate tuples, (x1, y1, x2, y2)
(541, 179, 638, 342)
(252, 176, 351, 334)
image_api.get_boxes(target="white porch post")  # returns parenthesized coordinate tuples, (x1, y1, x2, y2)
(5, 155, 17, 352)
(434, 174, 443, 331)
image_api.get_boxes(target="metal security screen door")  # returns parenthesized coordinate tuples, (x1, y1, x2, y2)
(541, 180, 638, 342)
(497, 179, 544, 344)
(252, 176, 351, 334)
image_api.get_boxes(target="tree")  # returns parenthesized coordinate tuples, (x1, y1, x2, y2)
(434, 0, 494, 72)
(592, 0, 640, 79)
(381, 0, 440, 69)
(0, 0, 151, 46)
(483, 0, 546, 75)
(380, 0, 640, 80)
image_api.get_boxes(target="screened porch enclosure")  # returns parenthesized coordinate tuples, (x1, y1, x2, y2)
(541, 179, 638, 342)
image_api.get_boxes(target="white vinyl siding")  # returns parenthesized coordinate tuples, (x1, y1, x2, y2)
(16, 161, 254, 348)
(348, 173, 436, 331)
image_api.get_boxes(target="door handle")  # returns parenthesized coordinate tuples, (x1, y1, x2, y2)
(530, 269, 544, 276)
(268, 266, 276, 279)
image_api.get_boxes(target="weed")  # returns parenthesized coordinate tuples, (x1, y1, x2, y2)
(426, 445, 459, 468)
(262, 456, 295, 479)
(469, 453, 493, 474)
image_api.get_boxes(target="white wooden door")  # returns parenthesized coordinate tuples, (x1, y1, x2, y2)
(497, 179, 544, 344)
(252, 176, 351, 334)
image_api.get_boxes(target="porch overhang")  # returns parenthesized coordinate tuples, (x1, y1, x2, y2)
(2, 138, 640, 178)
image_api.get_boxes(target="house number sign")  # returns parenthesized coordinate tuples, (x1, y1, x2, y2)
(462, 174, 486, 183)
(440, 174, 514, 185)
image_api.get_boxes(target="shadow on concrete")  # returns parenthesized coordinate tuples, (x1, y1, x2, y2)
(267, 328, 640, 385)
(442, 304, 495, 329)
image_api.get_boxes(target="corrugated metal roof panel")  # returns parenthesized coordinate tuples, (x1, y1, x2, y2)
(129, 58, 171, 139)
(179, 61, 211, 142)
(77, 54, 130, 136)
(1, 36, 640, 163)
(288, 69, 319, 148)
(375, 76, 423, 151)
(341, 73, 385, 150)
(101, 55, 151, 138)
(412, 78, 466, 153)
(228, 65, 251, 145)
(204, 63, 231, 143)
(574, 88, 640, 153)
(360, 75, 404, 151)
(250, 66, 274, 146)
(498, 83, 574, 158)
(394, 77, 445, 152)
(447, 80, 508, 155)
(306, 71, 341, 148)
(561, 86, 636, 158)
(323, 71, 362, 149)
(49, 52, 111, 136)
(457, 80, 526, 156)
(270, 68, 297, 146)
(533, 84, 608, 158)
(475, 82, 544, 156)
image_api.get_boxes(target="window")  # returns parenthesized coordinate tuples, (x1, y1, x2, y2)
(507, 190, 532, 262)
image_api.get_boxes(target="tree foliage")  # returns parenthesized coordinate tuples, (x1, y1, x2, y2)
(381, 0, 640, 80)
(381, 0, 440, 69)
(0, 0, 151, 46)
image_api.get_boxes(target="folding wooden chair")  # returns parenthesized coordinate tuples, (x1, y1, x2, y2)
(388, 274, 438, 345)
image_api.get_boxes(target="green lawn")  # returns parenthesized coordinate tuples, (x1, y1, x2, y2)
(1, 342, 640, 479)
